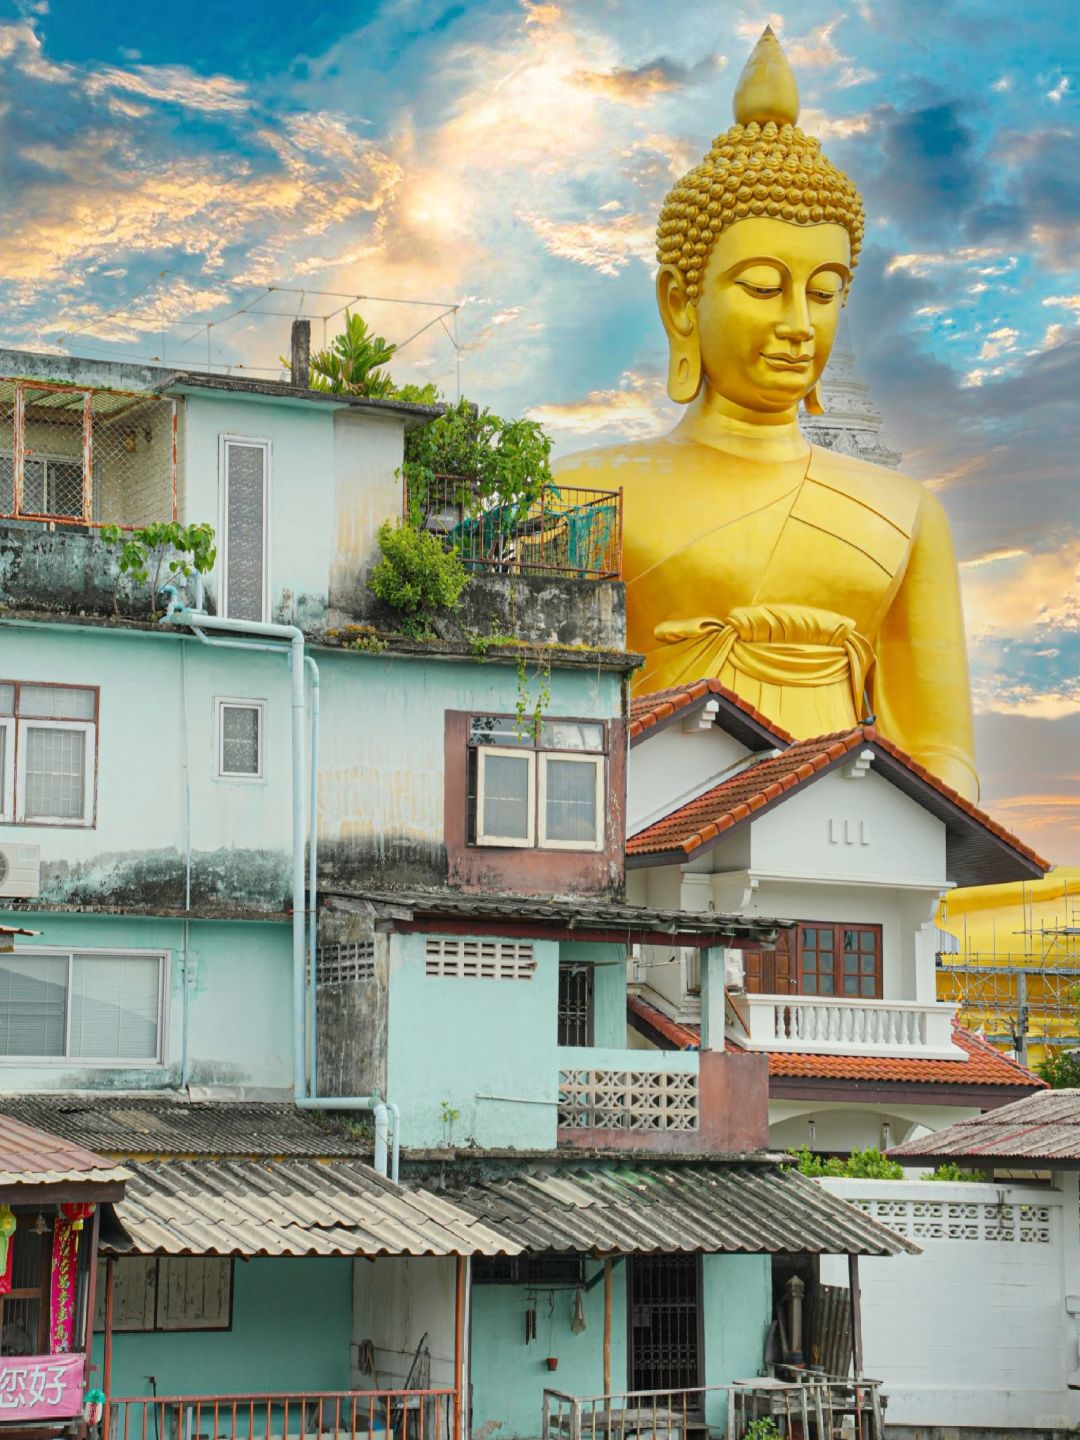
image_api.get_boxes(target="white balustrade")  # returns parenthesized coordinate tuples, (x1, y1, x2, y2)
(727, 993, 964, 1060)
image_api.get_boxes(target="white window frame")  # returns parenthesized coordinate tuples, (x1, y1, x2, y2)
(0, 717, 14, 823)
(219, 435, 271, 625)
(14, 719, 96, 827)
(538, 751, 605, 852)
(475, 746, 536, 847)
(215, 698, 266, 782)
(0, 945, 168, 1067)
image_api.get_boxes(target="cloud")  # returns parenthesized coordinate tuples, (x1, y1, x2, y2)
(978, 326, 1018, 359)
(528, 369, 674, 443)
(573, 53, 723, 106)
(1047, 75, 1070, 104)
(521, 210, 654, 276)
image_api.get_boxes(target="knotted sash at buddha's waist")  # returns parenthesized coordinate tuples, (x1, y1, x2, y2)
(644, 604, 874, 736)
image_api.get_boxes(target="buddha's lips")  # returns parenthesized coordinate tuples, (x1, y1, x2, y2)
(762, 352, 813, 367)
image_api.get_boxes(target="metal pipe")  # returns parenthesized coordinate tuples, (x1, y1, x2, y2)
(387, 1100, 401, 1184)
(306, 657, 320, 1101)
(159, 597, 395, 1177)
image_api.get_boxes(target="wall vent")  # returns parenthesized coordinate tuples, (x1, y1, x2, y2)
(316, 940, 376, 987)
(425, 937, 536, 981)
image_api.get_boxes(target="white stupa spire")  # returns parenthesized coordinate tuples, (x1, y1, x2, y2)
(802, 317, 902, 469)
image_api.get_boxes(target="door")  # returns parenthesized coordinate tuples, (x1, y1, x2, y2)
(628, 1254, 702, 1396)
(743, 927, 796, 993)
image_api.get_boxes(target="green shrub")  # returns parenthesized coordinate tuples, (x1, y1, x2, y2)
(921, 1162, 987, 1182)
(1036, 1046, 1080, 1089)
(367, 520, 468, 638)
(788, 1145, 904, 1180)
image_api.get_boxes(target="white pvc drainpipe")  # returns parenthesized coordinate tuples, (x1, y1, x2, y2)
(160, 592, 394, 1178)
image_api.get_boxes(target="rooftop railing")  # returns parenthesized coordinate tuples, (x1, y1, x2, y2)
(409, 474, 623, 581)
(726, 992, 965, 1061)
(0, 378, 176, 531)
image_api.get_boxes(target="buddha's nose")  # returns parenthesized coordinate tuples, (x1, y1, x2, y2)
(775, 295, 814, 343)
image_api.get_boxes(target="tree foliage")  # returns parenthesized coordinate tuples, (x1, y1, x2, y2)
(100, 520, 217, 615)
(306, 310, 398, 396)
(787, 1146, 904, 1179)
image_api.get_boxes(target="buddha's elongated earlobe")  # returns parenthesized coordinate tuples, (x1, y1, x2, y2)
(657, 266, 703, 405)
(803, 381, 825, 416)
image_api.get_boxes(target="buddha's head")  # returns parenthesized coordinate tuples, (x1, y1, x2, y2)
(656, 28, 865, 417)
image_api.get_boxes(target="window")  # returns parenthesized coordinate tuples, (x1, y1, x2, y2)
(0, 949, 165, 1063)
(216, 699, 265, 779)
(557, 963, 594, 1046)
(0, 455, 84, 520)
(95, 1257, 232, 1332)
(468, 716, 606, 852)
(0, 681, 97, 826)
(221, 437, 269, 623)
(797, 924, 882, 998)
(473, 1254, 584, 1286)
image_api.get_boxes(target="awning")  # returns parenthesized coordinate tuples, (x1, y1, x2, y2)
(445, 1161, 919, 1257)
(0, 1113, 128, 1191)
(106, 1160, 521, 1258)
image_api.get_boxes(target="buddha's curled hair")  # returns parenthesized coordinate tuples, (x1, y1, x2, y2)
(657, 32, 865, 302)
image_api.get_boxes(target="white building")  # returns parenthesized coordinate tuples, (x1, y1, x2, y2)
(624, 679, 1046, 1153)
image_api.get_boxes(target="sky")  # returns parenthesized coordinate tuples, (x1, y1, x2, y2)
(0, 0, 1078, 862)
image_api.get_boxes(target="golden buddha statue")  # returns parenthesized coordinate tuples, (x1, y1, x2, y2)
(555, 28, 978, 801)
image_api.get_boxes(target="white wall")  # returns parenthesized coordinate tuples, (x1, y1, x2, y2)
(627, 722, 753, 835)
(747, 766, 947, 887)
(767, 1102, 980, 1154)
(820, 1176, 1080, 1431)
(352, 1256, 458, 1390)
(329, 409, 408, 620)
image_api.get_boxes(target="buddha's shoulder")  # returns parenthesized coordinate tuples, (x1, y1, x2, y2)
(552, 437, 687, 486)
(806, 445, 933, 531)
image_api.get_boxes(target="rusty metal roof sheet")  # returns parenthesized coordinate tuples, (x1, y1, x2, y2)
(444, 1161, 918, 1257)
(890, 1088, 1080, 1167)
(0, 1114, 129, 1187)
(106, 1160, 521, 1258)
(0, 1097, 370, 1161)
(335, 889, 775, 939)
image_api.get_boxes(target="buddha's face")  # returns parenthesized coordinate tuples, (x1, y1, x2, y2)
(662, 218, 851, 416)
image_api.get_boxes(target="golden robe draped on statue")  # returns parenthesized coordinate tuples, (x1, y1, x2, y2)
(555, 436, 978, 800)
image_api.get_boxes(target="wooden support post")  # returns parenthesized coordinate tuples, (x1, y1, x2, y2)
(602, 1258, 612, 1396)
(453, 1256, 466, 1440)
(103, 1257, 115, 1439)
(848, 1253, 866, 1440)
(82, 1207, 101, 1386)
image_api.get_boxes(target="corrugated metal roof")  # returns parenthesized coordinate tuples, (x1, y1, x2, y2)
(445, 1161, 918, 1257)
(890, 1088, 1080, 1166)
(0, 1098, 370, 1161)
(338, 890, 775, 938)
(107, 1160, 521, 1258)
(0, 1114, 129, 1187)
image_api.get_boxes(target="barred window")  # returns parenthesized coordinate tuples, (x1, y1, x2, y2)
(216, 699, 264, 780)
(0, 681, 97, 827)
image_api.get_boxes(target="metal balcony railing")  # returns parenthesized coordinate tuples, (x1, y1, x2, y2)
(0, 378, 177, 530)
(408, 474, 623, 581)
(107, 1389, 455, 1440)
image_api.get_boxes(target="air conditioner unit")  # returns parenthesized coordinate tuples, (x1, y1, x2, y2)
(723, 946, 746, 991)
(0, 843, 41, 899)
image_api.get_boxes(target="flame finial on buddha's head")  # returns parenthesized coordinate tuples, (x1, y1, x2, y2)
(657, 27, 865, 302)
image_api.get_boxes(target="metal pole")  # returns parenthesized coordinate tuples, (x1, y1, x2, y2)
(603, 1259, 612, 1396)
(82, 1206, 101, 1386)
(1016, 969, 1029, 1067)
(104, 1257, 115, 1440)
(453, 1257, 466, 1440)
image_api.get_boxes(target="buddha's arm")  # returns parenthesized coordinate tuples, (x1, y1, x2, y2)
(871, 490, 979, 801)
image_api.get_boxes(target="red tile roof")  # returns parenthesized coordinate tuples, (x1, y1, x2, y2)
(629, 678, 792, 746)
(627, 723, 1050, 875)
(625, 996, 1046, 1090)
(0, 1113, 128, 1185)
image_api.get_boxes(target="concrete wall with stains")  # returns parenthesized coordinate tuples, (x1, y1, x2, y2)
(385, 931, 562, 1149)
(0, 623, 294, 910)
(316, 650, 624, 893)
(0, 911, 291, 1094)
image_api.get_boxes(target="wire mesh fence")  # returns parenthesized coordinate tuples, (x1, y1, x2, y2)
(408, 474, 622, 580)
(0, 378, 176, 529)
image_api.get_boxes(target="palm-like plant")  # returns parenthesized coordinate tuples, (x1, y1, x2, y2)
(307, 310, 398, 396)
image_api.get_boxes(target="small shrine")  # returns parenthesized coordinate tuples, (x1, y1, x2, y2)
(0, 1116, 127, 1435)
